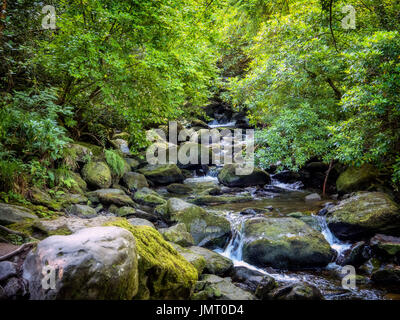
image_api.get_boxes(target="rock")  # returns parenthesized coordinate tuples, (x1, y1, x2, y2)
(190, 119, 209, 128)
(2, 277, 27, 299)
(336, 164, 378, 193)
(138, 164, 184, 185)
(23, 226, 139, 300)
(159, 223, 194, 247)
(242, 217, 334, 269)
(89, 188, 135, 207)
(30, 188, 62, 211)
(305, 193, 321, 202)
(166, 183, 193, 195)
(67, 143, 93, 163)
(115, 206, 136, 217)
(326, 192, 400, 240)
(240, 208, 268, 215)
(287, 212, 322, 232)
(62, 193, 88, 206)
(81, 161, 112, 189)
(64, 171, 87, 194)
(268, 282, 324, 300)
(122, 172, 149, 190)
(105, 220, 198, 299)
(218, 164, 270, 187)
(68, 204, 97, 218)
(171, 243, 207, 274)
(133, 187, 166, 207)
(191, 194, 252, 206)
(0, 262, 17, 282)
(0, 203, 37, 226)
(127, 218, 155, 228)
(192, 274, 255, 300)
(188, 246, 233, 276)
(337, 241, 368, 267)
(272, 171, 301, 183)
(161, 198, 231, 248)
(370, 234, 400, 262)
(125, 158, 140, 171)
(371, 265, 400, 288)
(231, 267, 277, 295)
(110, 139, 131, 156)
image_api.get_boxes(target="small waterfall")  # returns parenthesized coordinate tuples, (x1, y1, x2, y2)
(208, 120, 237, 128)
(270, 177, 304, 191)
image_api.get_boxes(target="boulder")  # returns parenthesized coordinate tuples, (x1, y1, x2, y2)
(192, 274, 255, 300)
(160, 198, 231, 248)
(133, 187, 166, 207)
(268, 282, 324, 300)
(171, 243, 207, 274)
(138, 164, 184, 185)
(68, 204, 97, 218)
(191, 194, 252, 206)
(110, 139, 131, 156)
(0, 261, 17, 282)
(287, 212, 322, 232)
(336, 164, 378, 193)
(0, 203, 37, 226)
(67, 143, 93, 163)
(30, 188, 63, 211)
(337, 241, 368, 267)
(105, 220, 198, 299)
(89, 189, 135, 207)
(127, 218, 155, 228)
(242, 217, 334, 269)
(326, 192, 400, 240)
(371, 265, 400, 289)
(159, 223, 194, 247)
(166, 183, 193, 195)
(23, 227, 139, 299)
(370, 234, 400, 262)
(122, 172, 149, 190)
(305, 193, 321, 202)
(187, 246, 233, 276)
(125, 158, 141, 171)
(63, 171, 87, 194)
(218, 164, 270, 187)
(231, 267, 277, 297)
(81, 162, 112, 189)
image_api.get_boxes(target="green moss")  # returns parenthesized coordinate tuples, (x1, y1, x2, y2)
(336, 164, 378, 193)
(191, 194, 252, 205)
(104, 219, 198, 300)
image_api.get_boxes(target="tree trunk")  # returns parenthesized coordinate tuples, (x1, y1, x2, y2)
(322, 159, 334, 197)
(0, 0, 7, 37)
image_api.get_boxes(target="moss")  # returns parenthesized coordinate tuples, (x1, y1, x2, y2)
(336, 164, 378, 193)
(133, 188, 166, 207)
(81, 161, 112, 189)
(191, 194, 252, 205)
(6, 219, 72, 240)
(104, 219, 198, 300)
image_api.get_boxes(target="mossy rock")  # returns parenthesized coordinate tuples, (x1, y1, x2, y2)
(166, 183, 193, 195)
(30, 188, 63, 211)
(89, 189, 135, 207)
(74, 142, 104, 160)
(326, 192, 400, 240)
(133, 187, 166, 207)
(243, 217, 334, 269)
(170, 243, 206, 274)
(191, 194, 252, 206)
(218, 164, 270, 187)
(122, 172, 149, 190)
(159, 223, 194, 247)
(104, 219, 198, 300)
(188, 246, 233, 276)
(125, 158, 141, 171)
(336, 164, 379, 193)
(138, 164, 184, 185)
(66, 143, 94, 164)
(81, 161, 112, 189)
(0, 203, 38, 226)
(68, 204, 97, 218)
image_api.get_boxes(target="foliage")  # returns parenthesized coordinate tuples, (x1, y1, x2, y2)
(104, 149, 126, 177)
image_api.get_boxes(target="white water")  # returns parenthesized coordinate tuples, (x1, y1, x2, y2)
(270, 178, 304, 191)
(316, 215, 351, 257)
(208, 120, 237, 128)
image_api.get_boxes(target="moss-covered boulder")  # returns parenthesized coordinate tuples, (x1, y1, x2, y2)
(242, 217, 334, 269)
(371, 265, 400, 289)
(336, 164, 379, 193)
(370, 234, 400, 261)
(166, 183, 193, 195)
(89, 189, 135, 207)
(125, 158, 141, 171)
(23, 226, 139, 300)
(188, 246, 233, 276)
(68, 204, 97, 218)
(110, 139, 131, 156)
(218, 164, 270, 187)
(68, 171, 88, 193)
(0, 203, 37, 226)
(138, 164, 184, 185)
(67, 143, 93, 163)
(127, 218, 155, 228)
(191, 194, 252, 206)
(326, 192, 400, 240)
(267, 282, 324, 300)
(122, 172, 149, 190)
(30, 188, 63, 211)
(105, 219, 198, 300)
(159, 223, 194, 247)
(161, 198, 231, 248)
(133, 187, 166, 207)
(81, 161, 112, 189)
(170, 243, 206, 274)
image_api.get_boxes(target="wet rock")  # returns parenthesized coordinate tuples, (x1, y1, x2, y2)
(125, 158, 141, 171)
(138, 164, 184, 185)
(371, 265, 400, 289)
(0, 262, 17, 282)
(89, 188, 135, 207)
(170, 243, 206, 274)
(2, 277, 27, 300)
(305, 193, 321, 202)
(191, 194, 252, 206)
(336, 164, 378, 193)
(326, 192, 400, 240)
(272, 171, 301, 184)
(67, 143, 93, 163)
(0, 203, 37, 226)
(159, 223, 194, 247)
(64, 171, 87, 194)
(242, 217, 334, 269)
(240, 208, 268, 215)
(127, 218, 155, 228)
(166, 183, 193, 195)
(159, 198, 231, 248)
(23, 226, 139, 299)
(133, 187, 166, 207)
(192, 274, 255, 300)
(30, 188, 63, 211)
(68, 204, 97, 218)
(218, 164, 270, 187)
(188, 246, 233, 276)
(81, 161, 112, 189)
(287, 212, 322, 232)
(268, 282, 324, 300)
(190, 119, 209, 128)
(122, 172, 149, 190)
(337, 241, 368, 267)
(231, 266, 277, 296)
(370, 234, 400, 263)
(110, 139, 131, 156)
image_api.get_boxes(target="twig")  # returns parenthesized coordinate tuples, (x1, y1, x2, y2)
(0, 242, 36, 262)
(0, 225, 37, 242)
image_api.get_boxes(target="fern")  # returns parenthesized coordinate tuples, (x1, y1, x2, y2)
(105, 149, 125, 177)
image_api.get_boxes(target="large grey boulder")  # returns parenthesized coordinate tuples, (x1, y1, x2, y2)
(326, 192, 400, 240)
(23, 226, 139, 300)
(0, 203, 37, 225)
(242, 217, 334, 269)
(138, 164, 184, 185)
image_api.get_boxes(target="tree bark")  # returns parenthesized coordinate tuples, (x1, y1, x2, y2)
(0, 0, 7, 37)
(322, 159, 334, 197)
